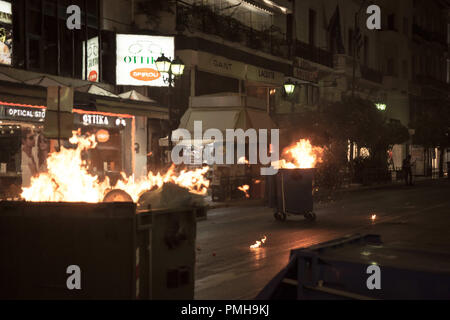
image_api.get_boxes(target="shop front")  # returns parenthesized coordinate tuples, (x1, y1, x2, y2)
(0, 101, 134, 198)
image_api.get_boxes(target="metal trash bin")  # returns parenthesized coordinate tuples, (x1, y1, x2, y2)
(267, 168, 316, 221)
(256, 234, 450, 300)
(0, 201, 198, 300)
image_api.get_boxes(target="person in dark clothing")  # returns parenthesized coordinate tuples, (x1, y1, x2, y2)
(402, 155, 414, 186)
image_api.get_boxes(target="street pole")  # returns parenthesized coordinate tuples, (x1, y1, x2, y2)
(350, 1, 366, 161)
(168, 72, 173, 151)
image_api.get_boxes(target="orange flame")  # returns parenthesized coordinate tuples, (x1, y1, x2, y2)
(371, 214, 377, 221)
(238, 184, 250, 198)
(275, 139, 323, 169)
(21, 132, 210, 203)
(250, 236, 267, 249)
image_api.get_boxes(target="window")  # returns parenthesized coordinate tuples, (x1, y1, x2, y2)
(309, 9, 316, 46)
(388, 14, 396, 31)
(403, 17, 409, 35)
(13, 0, 100, 80)
(363, 36, 369, 66)
(402, 59, 408, 79)
(348, 29, 353, 56)
(387, 58, 396, 76)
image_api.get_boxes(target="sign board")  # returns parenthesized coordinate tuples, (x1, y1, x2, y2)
(116, 34, 174, 86)
(82, 36, 99, 82)
(74, 113, 128, 129)
(0, 0, 12, 66)
(0, 105, 45, 122)
(246, 65, 284, 85)
(195, 51, 246, 80)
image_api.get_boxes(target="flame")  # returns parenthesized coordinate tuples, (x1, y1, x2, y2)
(238, 156, 249, 164)
(22, 132, 210, 203)
(274, 139, 323, 169)
(250, 236, 267, 249)
(371, 214, 377, 221)
(238, 184, 250, 198)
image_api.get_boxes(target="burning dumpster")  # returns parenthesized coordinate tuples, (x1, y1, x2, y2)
(270, 168, 316, 221)
(268, 139, 323, 221)
(0, 132, 210, 299)
(0, 201, 199, 300)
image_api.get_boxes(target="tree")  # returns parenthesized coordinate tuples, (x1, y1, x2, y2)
(412, 100, 450, 177)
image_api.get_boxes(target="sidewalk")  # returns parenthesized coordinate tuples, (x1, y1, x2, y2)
(204, 176, 447, 210)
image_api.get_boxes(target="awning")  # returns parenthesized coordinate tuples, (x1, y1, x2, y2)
(118, 90, 156, 102)
(76, 84, 119, 98)
(178, 107, 276, 133)
(179, 109, 241, 133)
(24, 76, 65, 87)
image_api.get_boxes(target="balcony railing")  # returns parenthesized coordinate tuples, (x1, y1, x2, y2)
(176, 2, 289, 59)
(412, 24, 447, 46)
(295, 40, 333, 68)
(360, 65, 383, 84)
(415, 75, 450, 91)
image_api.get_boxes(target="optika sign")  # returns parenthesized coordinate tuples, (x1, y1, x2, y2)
(82, 114, 109, 126)
(171, 121, 280, 176)
(116, 34, 174, 86)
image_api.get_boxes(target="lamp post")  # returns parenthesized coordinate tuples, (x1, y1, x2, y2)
(155, 54, 185, 151)
(284, 79, 297, 113)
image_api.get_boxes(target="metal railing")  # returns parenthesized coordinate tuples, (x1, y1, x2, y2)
(176, 2, 289, 59)
(360, 65, 383, 84)
(295, 40, 333, 68)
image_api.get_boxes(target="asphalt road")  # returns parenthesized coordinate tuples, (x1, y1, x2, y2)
(194, 179, 450, 299)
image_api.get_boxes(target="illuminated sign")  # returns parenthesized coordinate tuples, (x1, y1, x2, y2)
(0, 0, 12, 66)
(82, 36, 99, 82)
(0, 106, 45, 122)
(76, 113, 127, 128)
(116, 34, 174, 86)
(96, 129, 110, 143)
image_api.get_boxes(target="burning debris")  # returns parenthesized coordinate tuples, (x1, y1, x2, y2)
(250, 236, 267, 249)
(238, 184, 250, 198)
(21, 132, 210, 203)
(274, 139, 323, 169)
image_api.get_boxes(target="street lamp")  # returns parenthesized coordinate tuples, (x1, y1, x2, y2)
(155, 54, 185, 151)
(284, 80, 296, 95)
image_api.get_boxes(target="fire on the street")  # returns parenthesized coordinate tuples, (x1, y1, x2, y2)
(275, 139, 323, 169)
(238, 184, 250, 198)
(371, 214, 377, 221)
(250, 236, 267, 249)
(21, 132, 210, 203)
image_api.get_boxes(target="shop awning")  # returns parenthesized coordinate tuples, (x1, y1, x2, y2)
(76, 84, 119, 98)
(24, 76, 65, 87)
(179, 109, 241, 133)
(178, 107, 276, 133)
(119, 90, 156, 102)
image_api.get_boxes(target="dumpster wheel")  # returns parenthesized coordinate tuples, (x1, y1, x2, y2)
(304, 212, 316, 221)
(274, 211, 287, 221)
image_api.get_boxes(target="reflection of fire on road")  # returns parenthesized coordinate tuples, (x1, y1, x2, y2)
(21, 132, 210, 203)
(238, 184, 250, 198)
(274, 139, 323, 169)
(250, 236, 267, 249)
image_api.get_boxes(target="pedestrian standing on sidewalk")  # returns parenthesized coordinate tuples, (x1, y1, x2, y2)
(402, 155, 414, 186)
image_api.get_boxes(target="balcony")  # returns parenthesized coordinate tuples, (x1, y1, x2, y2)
(295, 40, 333, 68)
(414, 75, 450, 92)
(176, 2, 289, 59)
(412, 24, 447, 46)
(360, 65, 383, 84)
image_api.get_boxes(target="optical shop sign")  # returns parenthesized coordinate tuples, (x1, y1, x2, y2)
(116, 34, 174, 86)
(0, 105, 46, 122)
